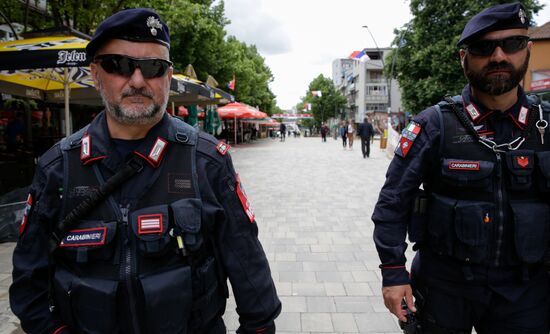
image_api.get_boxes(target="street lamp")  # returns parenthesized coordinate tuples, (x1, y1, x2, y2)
(362, 25, 392, 136)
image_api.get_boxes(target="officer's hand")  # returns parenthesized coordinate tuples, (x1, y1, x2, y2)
(382, 284, 416, 322)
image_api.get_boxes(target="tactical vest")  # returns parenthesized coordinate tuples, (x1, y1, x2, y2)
(52, 118, 226, 334)
(424, 97, 550, 268)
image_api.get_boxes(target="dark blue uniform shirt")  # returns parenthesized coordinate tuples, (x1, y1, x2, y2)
(10, 112, 281, 334)
(372, 85, 547, 301)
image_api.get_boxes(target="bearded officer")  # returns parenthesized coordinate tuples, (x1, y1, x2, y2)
(372, 3, 550, 333)
(9, 8, 281, 334)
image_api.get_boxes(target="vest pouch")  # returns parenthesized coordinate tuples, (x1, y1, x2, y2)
(453, 200, 492, 263)
(130, 205, 171, 257)
(190, 257, 227, 330)
(139, 265, 192, 334)
(511, 201, 550, 263)
(427, 193, 456, 256)
(505, 150, 534, 191)
(53, 267, 118, 334)
(441, 159, 494, 189)
(170, 198, 203, 251)
(535, 151, 550, 192)
(58, 221, 118, 263)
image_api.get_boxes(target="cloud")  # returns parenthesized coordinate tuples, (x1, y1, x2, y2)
(224, 0, 292, 55)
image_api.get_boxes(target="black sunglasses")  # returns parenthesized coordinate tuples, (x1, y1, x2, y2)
(94, 54, 172, 79)
(466, 36, 529, 56)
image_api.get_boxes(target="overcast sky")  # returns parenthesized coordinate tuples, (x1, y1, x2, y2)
(222, 0, 550, 110)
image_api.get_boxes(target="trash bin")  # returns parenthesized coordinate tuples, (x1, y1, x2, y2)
(380, 137, 387, 149)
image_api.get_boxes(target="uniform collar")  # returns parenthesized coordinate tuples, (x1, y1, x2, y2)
(80, 111, 171, 170)
(461, 84, 530, 129)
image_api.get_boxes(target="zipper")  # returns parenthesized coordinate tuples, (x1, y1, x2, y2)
(494, 153, 504, 266)
(119, 204, 141, 334)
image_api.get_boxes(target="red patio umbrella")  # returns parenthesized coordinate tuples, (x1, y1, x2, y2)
(217, 102, 267, 143)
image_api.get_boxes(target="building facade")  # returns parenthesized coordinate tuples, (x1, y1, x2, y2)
(525, 21, 550, 100)
(332, 48, 403, 133)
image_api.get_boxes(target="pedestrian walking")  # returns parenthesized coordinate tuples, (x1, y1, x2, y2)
(372, 3, 550, 333)
(339, 121, 347, 149)
(279, 122, 286, 142)
(358, 116, 374, 158)
(320, 122, 329, 142)
(9, 8, 281, 334)
(347, 121, 355, 149)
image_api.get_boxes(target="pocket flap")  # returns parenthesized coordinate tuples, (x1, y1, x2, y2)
(130, 205, 169, 241)
(441, 159, 494, 183)
(536, 151, 550, 178)
(505, 150, 534, 176)
(170, 198, 202, 234)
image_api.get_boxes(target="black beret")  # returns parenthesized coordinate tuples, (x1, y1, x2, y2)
(457, 2, 529, 46)
(87, 8, 170, 57)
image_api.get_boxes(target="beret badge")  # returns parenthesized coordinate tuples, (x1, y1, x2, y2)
(146, 16, 162, 36)
(518, 8, 526, 24)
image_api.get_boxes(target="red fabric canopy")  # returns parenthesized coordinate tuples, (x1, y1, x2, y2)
(217, 102, 266, 119)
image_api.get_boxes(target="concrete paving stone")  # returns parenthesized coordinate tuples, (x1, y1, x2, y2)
(344, 283, 375, 296)
(334, 296, 374, 313)
(275, 252, 298, 262)
(310, 244, 332, 253)
(272, 261, 303, 272)
(332, 313, 359, 333)
(327, 252, 356, 262)
(280, 296, 307, 312)
(336, 261, 367, 271)
(275, 312, 302, 332)
(367, 296, 389, 313)
(296, 252, 330, 262)
(354, 312, 400, 332)
(324, 282, 347, 296)
(275, 281, 292, 296)
(306, 296, 337, 312)
(368, 282, 383, 296)
(301, 312, 334, 332)
(292, 283, 327, 296)
(315, 271, 355, 283)
(351, 271, 380, 282)
(279, 271, 316, 283)
(303, 261, 338, 272)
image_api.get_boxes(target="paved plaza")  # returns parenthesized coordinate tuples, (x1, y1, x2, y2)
(0, 135, 407, 334)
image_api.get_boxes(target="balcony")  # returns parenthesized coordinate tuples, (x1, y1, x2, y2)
(365, 94, 388, 103)
(365, 79, 387, 84)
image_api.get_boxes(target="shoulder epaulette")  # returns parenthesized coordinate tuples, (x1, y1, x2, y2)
(196, 132, 229, 164)
(59, 125, 90, 151)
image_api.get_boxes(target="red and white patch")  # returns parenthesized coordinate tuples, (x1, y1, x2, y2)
(518, 106, 529, 125)
(216, 141, 230, 155)
(516, 156, 530, 168)
(60, 227, 106, 247)
(465, 104, 480, 121)
(20, 194, 33, 235)
(138, 214, 163, 234)
(448, 161, 480, 170)
(236, 174, 255, 223)
(148, 137, 168, 165)
(80, 134, 91, 161)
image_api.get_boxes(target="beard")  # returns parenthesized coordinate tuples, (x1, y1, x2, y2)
(99, 86, 167, 126)
(464, 51, 530, 96)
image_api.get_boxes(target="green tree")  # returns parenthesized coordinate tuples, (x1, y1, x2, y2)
(1, 0, 280, 112)
(385, 0, 544, 114)
(300, 74, 346, 126)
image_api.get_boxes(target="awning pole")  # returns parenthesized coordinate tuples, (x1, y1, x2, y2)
(64, 67, 71, 136)
(234, 116, 237, 144)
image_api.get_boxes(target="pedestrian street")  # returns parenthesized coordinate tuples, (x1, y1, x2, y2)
(0, 135, 408, 334)
(222, 135, 408, 334)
